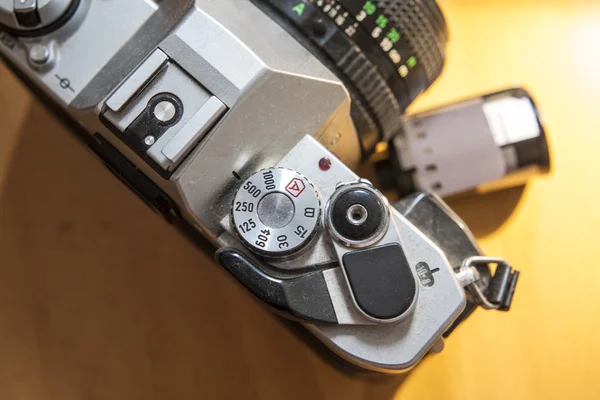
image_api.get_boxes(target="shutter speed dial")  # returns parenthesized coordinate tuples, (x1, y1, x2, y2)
(232, 168, 321, 257)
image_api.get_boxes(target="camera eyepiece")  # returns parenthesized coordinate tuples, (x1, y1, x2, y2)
(252, 0, 448, 155)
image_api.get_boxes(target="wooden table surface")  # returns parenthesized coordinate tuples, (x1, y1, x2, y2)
(1, 0, 599, 399)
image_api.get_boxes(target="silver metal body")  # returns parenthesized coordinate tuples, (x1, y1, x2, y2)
(270, 137, 466, 372)
(0, 0, 478, 373)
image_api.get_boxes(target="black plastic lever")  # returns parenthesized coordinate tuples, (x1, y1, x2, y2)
(215, 249, 338, 324)
(342, 244, 416, 320)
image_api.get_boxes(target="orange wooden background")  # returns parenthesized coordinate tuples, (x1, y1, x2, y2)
(1, 0, 599, 398)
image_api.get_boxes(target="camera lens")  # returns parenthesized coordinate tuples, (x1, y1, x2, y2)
(253, 0, 448, 156)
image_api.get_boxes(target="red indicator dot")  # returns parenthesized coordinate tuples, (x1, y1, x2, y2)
(319, 157, 332, 171)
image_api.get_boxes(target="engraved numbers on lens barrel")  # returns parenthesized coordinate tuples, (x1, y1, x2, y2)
(232, 168, 321, 257)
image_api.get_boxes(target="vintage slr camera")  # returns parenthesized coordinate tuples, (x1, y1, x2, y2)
(0, 0, 546, 375)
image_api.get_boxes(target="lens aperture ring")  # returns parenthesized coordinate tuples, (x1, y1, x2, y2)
(309, 0, 426, 137)
(341, 0, 446, 84)
(378, 0, 446, 82)
(252, 0, 447, 152)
